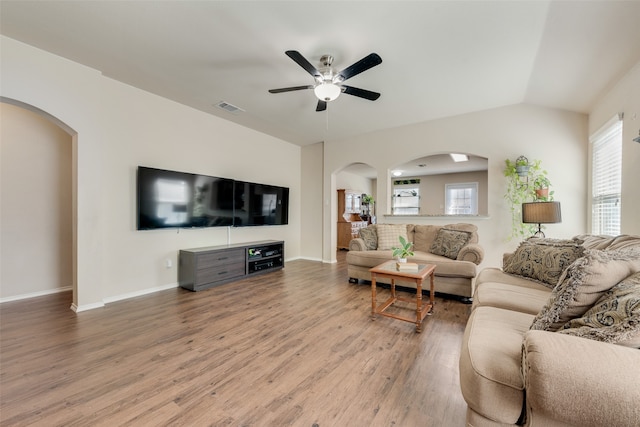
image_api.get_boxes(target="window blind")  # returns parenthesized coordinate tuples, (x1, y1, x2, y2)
(590, 116, 622, 235)
(445, 183, 478, 215)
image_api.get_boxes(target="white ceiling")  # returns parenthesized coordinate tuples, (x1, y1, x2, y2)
(1, 1, 639, 147)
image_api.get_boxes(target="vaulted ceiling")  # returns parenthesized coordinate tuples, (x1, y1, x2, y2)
(2, 1, 639, 146)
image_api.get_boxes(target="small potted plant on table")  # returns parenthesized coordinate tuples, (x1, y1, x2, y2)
(392, 236, 414, 263)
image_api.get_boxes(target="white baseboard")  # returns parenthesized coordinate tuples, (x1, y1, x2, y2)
(102, 282, 179, 305)
(3, 283, 180, 313)
(71, 301, 105, 312)
(296, 256, 324, 262)
(0, 286, 72, 304)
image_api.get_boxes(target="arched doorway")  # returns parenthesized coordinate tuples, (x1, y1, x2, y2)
(0, 97, 78, 309)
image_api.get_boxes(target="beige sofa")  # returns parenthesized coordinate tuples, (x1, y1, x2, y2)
(459, 234, 640, 427)
(346, 223, 484, 301)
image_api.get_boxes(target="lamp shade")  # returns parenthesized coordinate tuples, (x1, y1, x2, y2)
(522, 201, 562, 224)
(314, 83, 341, 101)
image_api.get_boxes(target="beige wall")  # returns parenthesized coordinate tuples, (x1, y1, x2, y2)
(588, 61, 640, 235)
(300, 142, 323, 261)
(1, 103, 73, 300)
(336, 171, 374, 196)
(396, 170, 489, 216)
(322, 104, 589, 268)
(1, 36, 301, 310)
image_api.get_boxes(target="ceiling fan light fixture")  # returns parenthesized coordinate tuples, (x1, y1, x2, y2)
(314, 82, 341, 102)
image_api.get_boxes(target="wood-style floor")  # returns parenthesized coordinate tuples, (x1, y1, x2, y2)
(0, 252, 471, 426)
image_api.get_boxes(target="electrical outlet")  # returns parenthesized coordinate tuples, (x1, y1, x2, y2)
(165, 259, 172, 268)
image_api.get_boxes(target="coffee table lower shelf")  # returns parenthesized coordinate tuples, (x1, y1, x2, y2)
(369, 261, 436, 333)
(374, 295, 433, 328)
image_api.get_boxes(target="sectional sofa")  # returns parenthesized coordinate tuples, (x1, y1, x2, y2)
(459, 234, 640, 426)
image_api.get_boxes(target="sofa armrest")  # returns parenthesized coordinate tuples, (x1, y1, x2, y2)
(349, 238, 368, 252)
(457, 243, 484, 265)
(523, 330, 640, 427)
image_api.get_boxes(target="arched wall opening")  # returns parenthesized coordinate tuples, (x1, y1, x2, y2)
(332, 162, 377, 254)
(0, 97, 78, 309)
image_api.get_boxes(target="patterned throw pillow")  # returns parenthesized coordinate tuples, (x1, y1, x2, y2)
(530, 247, 640, 332)
(429, 228, 471, 260)
(358, 227, 378, 250)
(376, 224, 408, 251)
(558, 272, 640, 348)
(503, 240, 585, 288)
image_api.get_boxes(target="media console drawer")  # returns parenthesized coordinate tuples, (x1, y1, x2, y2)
(179, 240, 284, 292)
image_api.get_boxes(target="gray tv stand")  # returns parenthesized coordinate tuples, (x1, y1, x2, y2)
(178, 240, 284, 291)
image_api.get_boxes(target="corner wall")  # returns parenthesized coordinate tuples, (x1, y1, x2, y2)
(588, 61, 640, 235)
(0, 103, 73, 300)
(1, 36, 301, 310)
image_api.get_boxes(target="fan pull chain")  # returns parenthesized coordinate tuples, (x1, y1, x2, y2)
(326, 107, 330, 131)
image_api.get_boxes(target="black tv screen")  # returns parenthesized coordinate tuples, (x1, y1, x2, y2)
(233, 181, 289, 226)
(137, 167, 289, 230)
(137, 167, 235, 229)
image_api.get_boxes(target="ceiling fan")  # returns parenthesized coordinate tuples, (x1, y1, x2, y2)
(269, 50, 382, 112)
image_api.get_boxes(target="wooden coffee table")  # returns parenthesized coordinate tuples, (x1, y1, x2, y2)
(369, 260, 436, 332)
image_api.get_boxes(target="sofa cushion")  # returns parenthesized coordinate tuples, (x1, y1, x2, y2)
(376, 224, 408, 251)
(460, 306, 534, 424)
(430, 228, 471, 260)
(558, 272, 640, 348)
(502, 239, 585, 289)
(531, 247, 640, 332)
(358, 227, 378, 250)
(412, 225, 439, 252)
(574, 234, 640, 251)
(346, 250, 477, 278)
(606, 235, 640, 251)
(472, 282, 550, 315)
(476, 267, 551, 291)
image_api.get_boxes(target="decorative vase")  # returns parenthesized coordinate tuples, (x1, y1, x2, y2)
(398, 258, 407, 263)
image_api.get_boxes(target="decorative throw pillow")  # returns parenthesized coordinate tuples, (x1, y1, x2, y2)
(358, 227, 378, 250)
(503, 240, 585, 288)
(376, 224, 408, 251)
(429, 228, 472, 260)
(530, 247, 640, 332)
(558, 272, 640, 348)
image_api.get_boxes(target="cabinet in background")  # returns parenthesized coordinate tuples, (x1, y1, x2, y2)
(337, 189, 368, 250)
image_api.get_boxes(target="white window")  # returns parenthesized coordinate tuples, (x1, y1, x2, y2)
(445, 182, 478, 215)
(392, 186, 420, 215)
(590, 115, 622, 235)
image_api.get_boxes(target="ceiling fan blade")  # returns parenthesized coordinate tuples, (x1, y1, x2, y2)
(342, 85, 381, 101)
(285, 50, 322, 80)
(268, 85, 314, 94)
(334, 53, 382, 83)
(316, 100, 327, 112)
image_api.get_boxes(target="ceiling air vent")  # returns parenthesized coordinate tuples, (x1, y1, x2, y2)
(215, 101, 245, 114)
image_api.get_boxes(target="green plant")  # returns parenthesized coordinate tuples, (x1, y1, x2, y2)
(503, 158, 544, 241)
(532, 168, 554, 201)
(362, 194, 374, 204)
(391, 235, 414, 259)
(533, 175, 551, 189)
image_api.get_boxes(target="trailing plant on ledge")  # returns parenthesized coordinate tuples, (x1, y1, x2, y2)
(503, 158, 554, 241)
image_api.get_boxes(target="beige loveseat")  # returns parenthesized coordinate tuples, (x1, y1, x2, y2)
(459, 234, 640, 427)
(346, 223, 484, 300)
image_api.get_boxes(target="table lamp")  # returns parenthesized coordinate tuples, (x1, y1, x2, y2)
(522, 201, 562, 238)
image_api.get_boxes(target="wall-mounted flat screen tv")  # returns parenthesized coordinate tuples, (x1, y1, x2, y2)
(137, 167, 235, 229)
(233, 181, 289, 226)
(136, 166, 289, 230)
